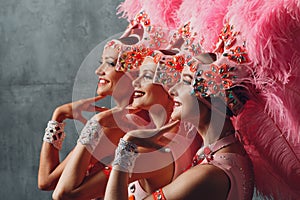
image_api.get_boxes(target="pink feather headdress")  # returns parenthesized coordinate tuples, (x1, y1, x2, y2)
(179, 0, 300, 197)
(117, 0, 183, 30)
(177, 0, 233, 52)
(224, 0, 300, 199)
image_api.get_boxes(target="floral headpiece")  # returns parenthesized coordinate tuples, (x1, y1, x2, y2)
(191, 23, 251, 115)
(146, 50, 185, 89)
(103, 39, 150, 72)
(104, 39, 123, 53)
(122, 11, 170, 50)
(214, 23, 249, 64)
(116, 45, 151, 72)
(169, 22, 204, 56)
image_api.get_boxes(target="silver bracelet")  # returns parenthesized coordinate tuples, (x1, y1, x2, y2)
(77, 119, 101, 152)
(112, 138, 139, 176)
(43, 120, 66, 150)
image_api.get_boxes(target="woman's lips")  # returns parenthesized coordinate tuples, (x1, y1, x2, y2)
(174, 100, 182, 107)
(98, 78, 110, 85)
(133, 90, 145, 98)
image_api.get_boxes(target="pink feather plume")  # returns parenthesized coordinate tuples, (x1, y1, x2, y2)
(116, 0, 142, 21)
(177, 0, 233, 51)
(234, 99, 300, 199)
(117, 0, 183, 30)
(141, 0, 183, 29)
(226, 0, 300, 142)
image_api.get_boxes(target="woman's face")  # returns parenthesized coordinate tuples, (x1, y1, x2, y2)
(95, 47, 125, 96)
(169, 66, 200, 122)
(132, 57, 172, 110)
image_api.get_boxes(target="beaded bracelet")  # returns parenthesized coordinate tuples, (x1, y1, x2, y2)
(153, 188, 167, 200)
(77, 119, 101, 152)
(43, 120, 66, 150)
(112, 138, 139, 176)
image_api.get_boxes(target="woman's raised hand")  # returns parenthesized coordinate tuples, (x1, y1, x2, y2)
(51, 96, 107, 124)
(92, 107, 142, 130)
(123, 120, 180, 150)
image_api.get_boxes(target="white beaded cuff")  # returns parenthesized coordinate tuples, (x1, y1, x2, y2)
(77, 119, 101, 152)
(112, 138, 139, 176)
(43, 120, 66, 150)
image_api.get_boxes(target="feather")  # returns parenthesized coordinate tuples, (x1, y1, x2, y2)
(226, 0, 300, 85)
(116, 0, 142, 21)
(226, 0, 300, 141)
(117, 0, 183, 30)
(177, 0, 233, 51)
(235, 99, 300, 199)
(141, 0, 183, 29)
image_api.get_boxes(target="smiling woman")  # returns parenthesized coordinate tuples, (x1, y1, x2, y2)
(132, 57, 172, 113)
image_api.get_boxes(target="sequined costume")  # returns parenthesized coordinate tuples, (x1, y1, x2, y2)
(128, 122, 202, 200)
(192, 134, 254, 200)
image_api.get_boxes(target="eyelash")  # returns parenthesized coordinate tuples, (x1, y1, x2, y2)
(183, 80, 192, 85)
(143, 74, 153, 80)
(108, 62, 115, 67)
(98, 60, 116, 67)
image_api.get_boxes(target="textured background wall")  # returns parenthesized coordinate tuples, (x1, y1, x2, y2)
(0, 0, 127, 199)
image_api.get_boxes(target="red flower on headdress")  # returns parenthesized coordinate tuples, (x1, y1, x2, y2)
(132, 11, 151, 27)
(165, 55, 185, 72)
(116, 46, 150, 72)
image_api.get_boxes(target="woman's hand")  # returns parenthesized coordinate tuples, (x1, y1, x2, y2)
(52, 96, 107, 124)
(123, 120, 180, 150)
(92, 107, 142, 130)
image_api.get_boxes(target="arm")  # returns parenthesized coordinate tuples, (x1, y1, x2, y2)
(53, 117, 174, 200)
(52, 143, 108, 200)
(38, 141, 73, 190)
(104, 123, 178, 200)
(143, 164, 230, 200)
(106, 162, 229, 200)
(105, 121, 229, 200)
(38, 110, 72, 191)
(38, 96, 105, 190)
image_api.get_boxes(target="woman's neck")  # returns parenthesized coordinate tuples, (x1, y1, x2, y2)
(113, 94, 131, 109)
(197, 116, 235, 146)
(148, 104, 170, 128)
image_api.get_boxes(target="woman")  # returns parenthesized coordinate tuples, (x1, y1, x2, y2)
(38, 8, 171, 192)
(104, 26, 255, 200)
(38, 37, 144, 191)
(52, 49, 201, 200)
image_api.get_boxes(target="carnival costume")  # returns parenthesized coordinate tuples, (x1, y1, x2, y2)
(91, 5, 201, 199)
(108, 0, 300, 199)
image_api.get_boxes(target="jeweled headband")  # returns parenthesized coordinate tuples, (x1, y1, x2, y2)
(104, 39, 150, 73)
(191, 23, 251, 115)
(169, 21, 204, 57)
(150, 50, 185, 90)
(122, 11, 170, 50)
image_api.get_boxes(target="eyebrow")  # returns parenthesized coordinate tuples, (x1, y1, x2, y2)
(183, 74, 193, 79)
(104, 56, 116, 60)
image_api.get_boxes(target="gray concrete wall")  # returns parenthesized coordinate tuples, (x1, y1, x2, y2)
(0, 0, 127, 199)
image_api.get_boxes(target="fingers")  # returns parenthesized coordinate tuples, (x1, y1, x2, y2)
(94, 106, 108, 112)
(86, 105, 108, 112)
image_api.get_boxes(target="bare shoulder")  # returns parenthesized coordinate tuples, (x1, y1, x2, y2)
(162, 164, 230, 200)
